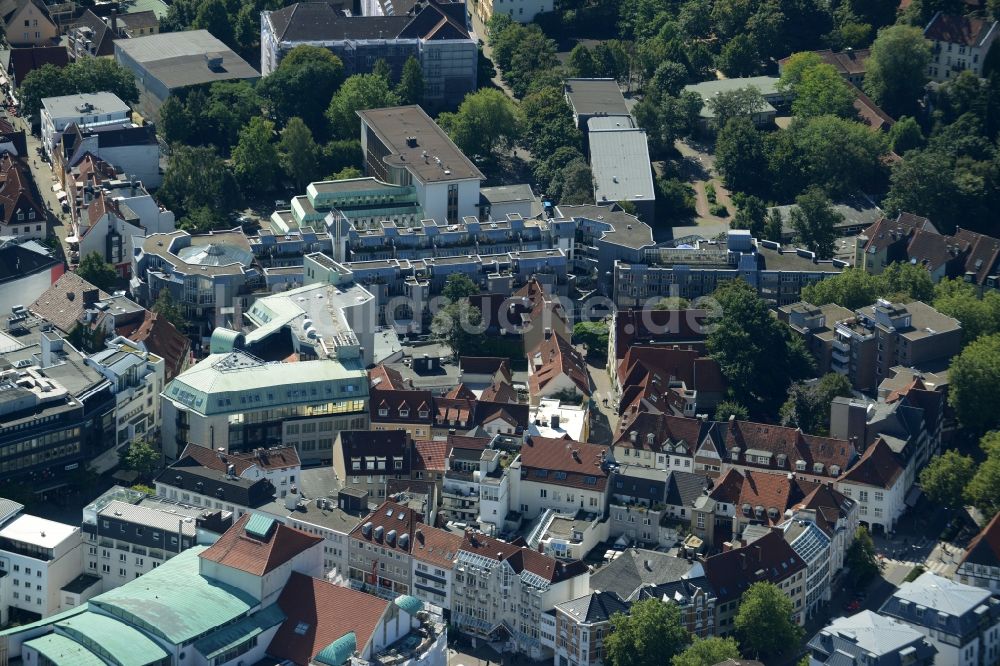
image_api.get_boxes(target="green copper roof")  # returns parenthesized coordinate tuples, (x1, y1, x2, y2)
(210, 327, 244, 354)
(394, 595, 424, 616)
(0, 604, 89, 637)
(23, 633, 105, 666)
(315, 631, 357, 666)
(194, 604, 285, 659)
(123, 0, 169, 19)
(245, 514, 277, 540)
(56, 612, 169, 666)
(90, 546, 257, 645)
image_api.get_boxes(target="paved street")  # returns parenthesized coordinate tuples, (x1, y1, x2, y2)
(10, 115, 74, 258)
(586, 356, 617, 445)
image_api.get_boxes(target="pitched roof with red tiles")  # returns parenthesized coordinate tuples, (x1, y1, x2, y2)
(444, 383, 477, 400)
(703, 530, 805, 603)
(7, 45, 69, 85)
(179, 443, 300, 475)
(528, 333, 590, 397)
(724, 420, 855, 477)
(370, 388, 434, 424)
(349, 501, 422, 554)
(0, 153, 44, 227)
(269, 571, 389, 666)
(434, 397, 475, 427)
(30, 271, 109, 334)
(709, 468, 746, 504)
(459, 356, 512, 381)
(924, 12, 998, 47)
(953, 227, 1000, 285)
(480, 380, 518, 404)
(446, 434, 493, 453)
(369, 365, 407, 390)
(198, 514, 322, 576)
(860, 213, 936, 255)
(115, 311, 191, 381)
(412, 439, 448, 473)
(736, 471, 819, 524)
(411, 524, 463, 568)
(960, 511, 1000, 570)
(459, 531, 589, 583)
(839, 438, 904, 489)
(612, 309, 712, 360)
(520, 436, 610, 491)
(794, 484, 855, 537)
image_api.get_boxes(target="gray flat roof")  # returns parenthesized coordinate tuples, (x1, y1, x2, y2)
(115, 30, 259, 89)
(589, 128, 655, 204)
(564, 78, 630, 117)
(480, 184, 535, 205)
(357, 105, 483, 184)
(587, 116, 634, 131)
(41, 92, 129, 119)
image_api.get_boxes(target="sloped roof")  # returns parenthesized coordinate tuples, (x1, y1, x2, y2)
(520, 435, 609, 491)
(709, 468, 746, 504)
(411, 524, 462, 568)
(590, 548, 694, 599)
(116, 311, 190, 381)
(412, 439, 447, 472)
(924, 12, 998, 46)
(349, 500, 422, 555)
(839, 438, 904, 489)
(459, 530, 588, 584)
(612, 309, 711, 360)
(556, 591, 630, 624)
(369, 364, 407, 390)
(370, 387, 434, 424)
(6, 45, 68, 85)
(665, 470, 709, 508)
(960, 511, 1000, 570)
(269, 571, 389, 666)
(528, 333, 590, 397)
(30, 271, 109, 333)
(703, 530, 805, 603)
(180, 443, 300, 475)
(199, 513, 322, 576)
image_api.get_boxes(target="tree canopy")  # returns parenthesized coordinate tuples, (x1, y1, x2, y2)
(863, 24, 932, 117)
(159, 81, 262, 153)
(920, 450, 976, 509)
(780, 373, 853, 435)
(932, 279, 1000, 343)
(326, 74, 401, 140)
(800, 264, 934, 310)
(966, 431, 1000, 519)
(672, 637, 742, 666)
(949, 333, 1000, 434)
(231, 116, 280, 195)
(280, 117, 322, 191)
(605, 598, 691, 666)
(734, 582, 803, 659)
(158, 146, 241, 227)
(122, 437, 161, 481)
(258, 46, 345, 137)
(77, 252, 117, 292)
(438, 88, 521, 160)
(845, 526, 880, 587)
(20, 59, 139, 118)
(789, 187, 842, 258)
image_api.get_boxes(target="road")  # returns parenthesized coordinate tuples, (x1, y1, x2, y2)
(467, 2, 517, 101)
(12, 115, 74, 259)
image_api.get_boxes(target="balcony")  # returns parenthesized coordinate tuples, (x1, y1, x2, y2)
(831, 348, 849, 364)
(831, 338, 849, 353)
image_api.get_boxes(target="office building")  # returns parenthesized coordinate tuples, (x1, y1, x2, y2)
(0, 512, 82, 624)
(39, 92, 131, 157)
(806, 610, 937, 666)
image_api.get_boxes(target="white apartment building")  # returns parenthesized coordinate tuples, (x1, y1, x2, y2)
(958, 513, 1000, 594)
(475, 0, 552, 23)
(924, 12, 999, 82)
(40, 92, 131, 157)
(836, 438, 907, 534)
(509, 437, 610, 520)
(409, 525, 462, 619)
(451, 531, 590, 659)
(0, 514, 83, 623)
(87, 337, 165, 450)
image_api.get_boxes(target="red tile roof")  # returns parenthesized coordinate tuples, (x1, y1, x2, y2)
(269, 571, 389, 666)
(724, 420, 854, 477)
(349, 501, 422, 554)
(528, 333, 590, 397)
(924, 13, 998, 47)
(839, 438, 904, 489)
(613, 309, 712, 360)
(960, 511, 1000, 570)
(444, 384, 477, 400)
(703, 530, 805, 603)
(412, 439, 448, 473)
(199, 514, 322, 576)
(369, 365, 407, 390)
(520, 435, 609, 491)
(179, 443, 300, 475)
(115, 311, 191, 381)
(480, 380, 518, 403)
(411, 525, 463, 568)
(710, 468, 746, 504)
(434, 397, 474, 427)
(459, 531, 588, 583)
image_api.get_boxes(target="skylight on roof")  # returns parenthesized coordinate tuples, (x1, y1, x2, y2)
(294, 621, 310, 635)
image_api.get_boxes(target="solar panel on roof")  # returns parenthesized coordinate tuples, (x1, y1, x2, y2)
(245, 514, 276, 540)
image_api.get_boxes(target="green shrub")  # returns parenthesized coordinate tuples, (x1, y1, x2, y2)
(709, 203, 729, 217)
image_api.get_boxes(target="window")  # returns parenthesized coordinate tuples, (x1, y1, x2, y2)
(540, 489, 547, 498)
(874, 491, 884, 502)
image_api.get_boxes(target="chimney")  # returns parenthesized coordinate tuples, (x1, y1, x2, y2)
(284, 485, 298, 510)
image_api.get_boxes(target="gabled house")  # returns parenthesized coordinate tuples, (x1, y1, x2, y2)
(527, 330, 591, 403)
(369, 385, 435, 439)
(512, 436, 611, 519)
(0, 152, 46, 240)
(957, 511, 1000, 593)
(3, 0, 57, 46)
(347, 500, 423, 598)
(333, 430, 413, 501)
(553, 591, 630, 666)
(924, 12, 998, 82)
(835, 437, 906, 534)
(408, 524, 463, 617)
(2, 45, 68, 90)
(154, 450, 279, 518)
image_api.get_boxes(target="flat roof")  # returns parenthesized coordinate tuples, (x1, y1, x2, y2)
(0, 514, 77, 548)
(115, 30, 259, 89)
(587, 115, 634, 131)
(564, 78, 630, 117)
(589, 128, 656, 204)
(557, 203, 654, 250)
(357, 105, 484, 184)
(41, 92, 129, 119)
(480, 183, 535, 205)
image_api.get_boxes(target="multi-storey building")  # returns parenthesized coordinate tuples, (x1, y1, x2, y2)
(0, 153, 47, 241)
(0, 240, 62, 317)
(609, 466, 708, 548)
(880, 572, 1000, 666)
(409, 524, 462, 618)
(0, 322, 116, 486)
(261, 1, 476, 108)
(958, 512, 1000, 594)
(806, 611, 937, 666)
(39, 92, 130, 157)
(475, 0, 552, 23)
(86, 337, 164, 450)
(80, 485, 231, 593)
(451, 531, 590, 659)
(510, 436, 611, 520)
(924, 13, 998, 82)
(160, 349, 368, 461)
(0, 512, 82, 624)
(835, 438, 906, 535)
(348, 500, 422, 598)
(333, 431, 413, 501)
(154, 450, 280, 519)
(441, 439, 509, 531)
(553, 591, 630, 666)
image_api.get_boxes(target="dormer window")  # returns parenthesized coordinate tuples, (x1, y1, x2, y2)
(378, 408, 388, 417)
(419, 409, 428, 418)
(399, 409, 409, 418)
(795, 460, 807, 471)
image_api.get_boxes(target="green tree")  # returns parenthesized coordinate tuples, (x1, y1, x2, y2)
(708, 86, 766, 130)
(442, 274, 479, 303)
(279, 117, 321, 191)
(846, 526, 880, 586)
(605, 598, 691, 666)
(158, 146, 242, 223)
(326, 74, 400, 140)
(431, 301, 483, 357)
(158, 95, 192, 145)
(259, 46, 345, 136)
(372, 58, 391, 83)
(714, 118, 769, 195)
(633, 91, 703, 157)
(573, 321, 609, 356)
(151, 289, 186, 332)
(966, 431, 1000, 519)
(322, 139, 363, 175)
(792, 63, 857, 119)
(864, 24, 932, 117)
(520, 86, 582, 159)
(780, 373, 853, 435)
(533, 146, 586, 196)
(778, 51, 825, 91)
(652, 296, 691, 309)
(231, 116, 280, 194)
(19, 58, 139, 118)
(933, 278, 1000, 342)
(555, 159, 594, 205)
(396, 56, 424, 105)
(655, 176, 697, 223)
(888, 115, 925, 154)
(763, 207, 784, 242)
(568, 43, 598, 77)
(708, 280, 814, 413)
(331, 166, 363, 180)
(76, 252, 117, 291)
(437, 88, 521, 159)
(192, 0, 234, 48)
(123, 437, 161, 481)
(717, 33, 760, 77)
(650, 61, 689, 98)
(731, 196, 767, 237)
(715, 400, 749, 421)
(882, 261, 934, 303)
(801, 269, 881, 309)
(672, 637, 742, 666)
(920, 450, 976, 508)
(789, 187, 842, 258)
(734, 582, 803, 659)
(949, 334, 1000, 434)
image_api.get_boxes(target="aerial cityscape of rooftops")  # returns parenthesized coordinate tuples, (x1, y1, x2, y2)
(1, 1, 1000, 665)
